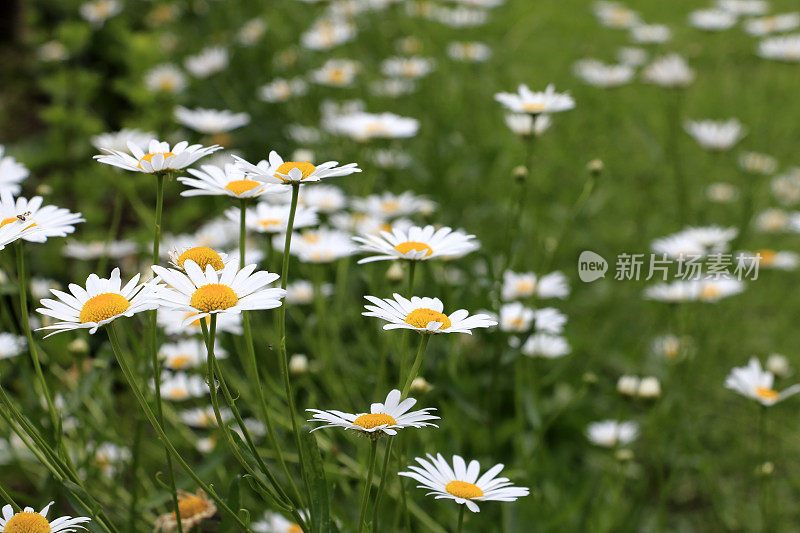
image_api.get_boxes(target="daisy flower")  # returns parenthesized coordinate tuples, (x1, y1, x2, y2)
(79, 0, 121, 26)
(353, 225, 478, 263)
(0, 217, 36, 250)
(154, 490, 217, 532)
(745, 14, 800, 36)
(36, 268, 157, 337)
(151, 260, 285, 325)
(447, 41, 492, 62)
(758, 33, 800, 61)
(494, 84, 575, 115)
(0, 502, 90, 532)
(252, 511, 310, 533)
(307, 389, 439, 436)
(504, 113, 552, 137)
(185, 46, 228, 78)
(180, 406, 232, 428)
(689, 9, 737, 31)
(298, 185, 346, 213)
(323, 111, 420, 141)
(718, 0, 768, 16)
(521, 333, 571, 358)
(92, 441, 130, 477)
(158, 372, 208, 401)
(533, 307, 567, 334)
(174, 106, 250, 134)
(685, 119, 746, 151)
(0, 333, 25, 360)
(642, 54, 694, 87)
(0, 191, 84, 243)
(573, 59, 634, 88)
(594, 2, 641, 28)
(498, 302, 534, 332)
(286, 280, 333, 305)
(180, 165, 276, 202)
(587, 420, 639, 447)
(226, 202, 318, 234)
(160, 338, 227, 370)
(95, 139, 221, 174)
(725, 358, 800, 406)
(309, 58, 360, 87)
(286, 227, 355, 263)
(351, 192, 431, 219)
(399, 453, 530, 512)
(363, 294, 497, 334)
(144, 64, 186, 94)
(234, 150, 361, 186)
(63, 239, 138, 260)
(501, 270, 570, 300)
(630, 24, 671, 44)
(301, 18, 357, 50)
(0, 145, 29, 194)
(258, 77, 308, 103)
(381, 56, 436, 79)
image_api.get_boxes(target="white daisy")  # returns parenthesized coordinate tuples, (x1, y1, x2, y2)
(758, 33, 800, 61)
(0, 191, 84, 243)
(286, 227, 355, 263)
(177, 164, 274, 199)
(0, 502, 90, 532)
(301, 18, 357, 50)
(36, 269, 156, 337)
(174, 106, 250, 134)
(501, 271, 570, 300)
(185, 46, 228, 78)
(718, 0, 769, 16)
(298, 185, 346, 213)
(151, 260, 285, 325)
(631, 24, 671, 44)
(533, 307, 567, 334)
(234, 150, 361, 185)
(307, 389, 438, 436)
(0, 146, 29, 194)
(363, 293, 497, 334)
(79, 0, 120, 25)
(0, 217, 37, 250)
(353, 225, 478, 264)
(447, 41, 492, 62)
(160, 338, 227, 370)
(285, 280, 333, 305)
(323, 111, 420, 141)
(504, 113, 552, 137)
(144, 63, 186, 94)
(689, 9, 736, 31)
(745, 14, 800, 36)
(252, 511, 309, 533)
(685, 119, 745, 151)
(642, 54, 694, 87)
(63, 240, 138, 260)
(499, 302, 534, 332)
(159, 371, 208, 401)
(309, 58, 360, 87)
(494, 84, 575, 114)
(381, 56, 435, 79)
(351, 192, 430, 220)
(95, 139, 221, 174)
(725, 358, 800, 406)
(258, 78, 308, 103)
(227, 202, 318, 234)
(587, 420, 639, 447)
(593, 2, 641, 29)
(180, 406, 232, 428)
(740, 249, 799, 270)
(238, 18, 267, 45)
(399, 453, 529, 513)
(521, 333, 570, 358)
(573, 60, 634, 88)
(617, 46, 648, 67)
(0, 333, 25, 360)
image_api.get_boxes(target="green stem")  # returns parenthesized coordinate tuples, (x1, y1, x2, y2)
(456, 505, 466, 533)
(149, 173, 182, 533)
(401, 335, 430, 398)
(0, 479, 20, 512)
(106, 325, 253, 531)
(371, 438, 395, 533)
(239, 199, 247, 269)
(358, 439, 379, 533)
(407, 262, 417, 297)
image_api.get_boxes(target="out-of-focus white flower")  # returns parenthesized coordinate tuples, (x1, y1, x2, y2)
(144, 64, 186, 93)
(289, 354, 309, 375)
(499, 302, 534, 332)
(238, 18, 267, 45)
(302, 18, 357, 50)
(258, 78, 308, 102)
(310, 59, 360, 87)
(689, 9, 737, 31)
(706, 182, 739, 203)
(758, 33, 800, 61)
(80, 0, 121, 26)
(63, 240, 138, 260)
(504, 113, 552, 137)
(587, 420, 639, 447)
(617, 46, 648, 66)
(771, 170, 800, 205)
(685, 119, 746, 151)
(725, 358, 800, 406)
(740, 152, 778, 174)
(630, 24, 671, 44)
(325, 111, 420, 141)
(38, 41, 68, 62)
(593, 1, 641, 28)
(766, 354, 791, 377)
(495, 84, 575, 114)
(521, 333, 570, 358)
(381, 56, 435, 79)
(717, 0, 769, 16)
(91, 129, 155, 153)
(502, 271, 570, 300)
(745, 13, 800, 35)
(185, 47, 229, 78)
(642, 54, 694, 87)
(573, 59, 634, 87)
(447, 41, 492, 62)
(754, 208, 791, 233)
(174, 107, 250, 134)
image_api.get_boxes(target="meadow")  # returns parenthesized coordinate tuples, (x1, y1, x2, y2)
(1, 0, 800, 531)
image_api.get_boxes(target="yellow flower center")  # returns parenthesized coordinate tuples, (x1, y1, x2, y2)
(178, 246, 225, 271)
(756, 387, 779, 402)
(138, 152, 175, 170)
(394, 241, 433, 258)
(169, 355, 193, 369)
(664, 339, 680, 359)
(168, 387, 188, 400)
(327, 69, 348, 84)
(353, 413, 397, 429)
(79, 293, 131, 324)
(365, 122, 391, 137)
(699, 284, 721, 300)
(445, 480, 484, 500)
(522, 102, 546, 113)
(174, 495, 209, 519)
(3, 512, 51, 533)
(224, 179, 261, 196)
(275, 161, 317, 182)
(258, 218, 283, 229)
(405, 308, 451, 330)
(757, 249, 776, 266)
(190, 284, 238, 313)
(380, 200, 401, 213)
(288, 525, 303, 533)
(516, 279, 536, 294)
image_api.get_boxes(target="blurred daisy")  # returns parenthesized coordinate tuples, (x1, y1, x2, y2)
(180, 406, 231, 428)
(63, 240, 138, 260)
(652, 334, 685, 360)
(617, 46, 648, 66)
(521, 333, 570, 358)
(286, 280, 332, 305)
(152, 260, 285, 325)
(228, 202, 318, 234)
(0, 146, 29, 194)
(36, 268, 157, 337)
(755, 208, 791, 233)
(587, 420, 639, 447)
(689, 9, 737, 31)
(494, 84, 575, 114)
(363, 294, 496, 334)
(80, 0, 121, 26)
(91, 129, 154, 154)
(740, 152, 778, 174)
(381, 56, 435, 79)
(301, 18, 356, 50)
(399, 453, 529, 513)
(370, 78, 417, 97)
(685, 119, 745, 151)
(745, 13, 800, 36)
(144, 64, 186, 94)
(299, 185, 346, 213)
(234, 150, 361, 185)
(499, 302, 534, 332)
(706, 182, 739, 203)
(0, 333, 25, 360)
(504, 113, 552, 137)
(157, 308, 243, 336)
(738, 249, 799, 270)
(771, 172, 800, 205)
(447, 41, 491, 62)
(238, 18, 267, 45)
(92, 441, 130, 477)
(324, 111, 420, 141)
(573, 60, 634, 87)
(252, 511, 309, 533)
(286, 227, 354, 263)
(502, 271, 569, 300)
(185, 47, 228, 78)
(174, 107, 250, 134)
(718, 0, 768, 16)
(258, 78, 308, 103)
(154, 490, 216, 532)
(95, 139, 221, 174)
(353, 225, 477, 263)
(160, 338, 227, 370)
(159, 372, 208, 401)
(307, 389, 438, 436)
(38, 41, 68, 62)
(758, 33, 800, 61)
(725, 358, 800, 405)
(630, 24, 671, 44)
(164, 219, 238, 252)
(0, 502, 90, 532)
(618, 376, 661, 399)
(178, 164, 273, 199)
(310, 58, 360, 87)
(594, 2, 641, 28)
(1, 191, 84, 243)
(533, 307, 567, 334)
(642, 54, 694, 87)
(766, 354, 791, 377)
(351, 191, 429, 219)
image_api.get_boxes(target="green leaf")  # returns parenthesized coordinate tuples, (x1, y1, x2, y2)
(300, 425, 332, 533)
